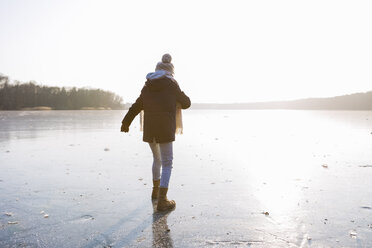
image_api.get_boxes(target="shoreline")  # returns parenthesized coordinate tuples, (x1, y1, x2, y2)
(1, 108, 371, 111)
(7, 107, 115, 111)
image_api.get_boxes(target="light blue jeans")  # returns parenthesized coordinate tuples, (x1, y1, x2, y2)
(148, 141, 173, 188)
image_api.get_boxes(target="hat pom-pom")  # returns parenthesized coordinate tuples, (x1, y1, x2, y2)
(162, 54, 172, 63)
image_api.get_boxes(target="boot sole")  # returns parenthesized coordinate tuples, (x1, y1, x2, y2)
(157, 203, 176, 212)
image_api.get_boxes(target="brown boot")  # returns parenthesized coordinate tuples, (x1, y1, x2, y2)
(157, 187, 176, 211)
(151, 180, 160, 200)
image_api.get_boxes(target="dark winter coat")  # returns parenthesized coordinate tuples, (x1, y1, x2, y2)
(121, 77, 191, 143)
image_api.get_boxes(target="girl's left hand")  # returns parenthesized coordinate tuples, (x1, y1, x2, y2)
(120, 124, 129, 132)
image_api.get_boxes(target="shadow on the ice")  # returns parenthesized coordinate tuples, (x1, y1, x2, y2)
(81, 200, 174, 248)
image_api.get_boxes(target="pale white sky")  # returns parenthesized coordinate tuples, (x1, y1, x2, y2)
(0, 0, 371, 103)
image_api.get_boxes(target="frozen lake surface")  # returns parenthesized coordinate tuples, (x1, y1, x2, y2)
(0, 110, 372, 247)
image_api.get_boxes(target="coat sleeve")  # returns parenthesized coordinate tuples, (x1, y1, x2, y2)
(121, 93, 144, 128)
(173, 84, 191, 109)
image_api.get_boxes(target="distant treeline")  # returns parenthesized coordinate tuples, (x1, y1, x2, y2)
(0, 74, 124, 110)
(191, 91, 372, 110)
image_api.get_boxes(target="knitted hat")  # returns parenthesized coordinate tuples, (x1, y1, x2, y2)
(155, 54, 174, 75)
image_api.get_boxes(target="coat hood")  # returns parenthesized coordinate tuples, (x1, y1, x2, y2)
(146, 70, 172, 81)
(145, 70, 175, 91)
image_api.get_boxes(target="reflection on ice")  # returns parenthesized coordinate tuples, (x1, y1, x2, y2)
(151, 201, 174, 248)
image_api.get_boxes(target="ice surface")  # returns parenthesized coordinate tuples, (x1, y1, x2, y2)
(0, 110, 372, 247)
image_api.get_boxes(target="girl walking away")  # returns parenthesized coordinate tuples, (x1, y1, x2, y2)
(120, 54, 191, 211)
